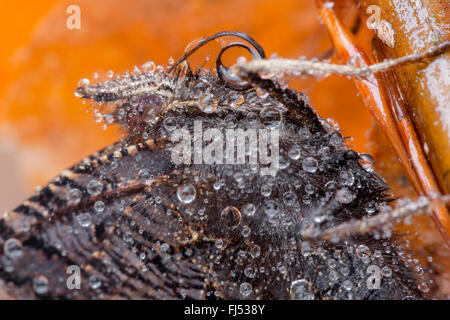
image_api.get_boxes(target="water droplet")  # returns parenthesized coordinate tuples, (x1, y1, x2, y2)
(283, 191, 296, 206)
(305, 184, 314, 195)
(87, 180, 103, 196)
(198, 93, 217, 113)
(220, 206, 241, 228)
(241, 225, 251, 237)
(342, 280, 353, 291)
(302, 157, 318, 173)
(244, 266, 256, 278)
(94, 201, 105, 213)
(325, 180, 337, 194)
(290, 279, 315, 300)
(260, 108, 282, 128)
(356, 245, 371, 259)
(329, 132, 343, 147)
(256, 88, 269, 99)
(264, 200, 279, 218)
(335, 188, 355, 204)
(260, 184, 272, 197)
(215, 239, 223, 249)
(365, 201, 376, 214)
(250, 244, 261, 258)
(77, 213, 92, 228)
(138, 168, 152, 185)
(329, 270, 339, 282)
(288, 145, 301, 160)
(33, 275, 49, 295)
(240, 282, 252, 297)
(142, 61, 156, 73)
(381, 266, 392, 277)
(299, 127, 311, 140)
(74, 87, 85, 98)
(89, 276, 102, 290)
(163, 116, 178, 131)
(177, 184, 196, 204)
(339, 171, 355, 186)
(358, 153, 375, 173)
(3, 238, 24, 260)
(242, 203, 256, 217)
(143, 108, 159, 124)
(78, 78, 90, 87)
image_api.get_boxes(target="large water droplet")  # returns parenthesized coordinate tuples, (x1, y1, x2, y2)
(356, 245, 371, 259)
(302, 157, 318, 173)
(177, 184, 196, 204)
(220, 206, 241, 228)
(358, 153, 375, 173)
(87, 180, 103, 196)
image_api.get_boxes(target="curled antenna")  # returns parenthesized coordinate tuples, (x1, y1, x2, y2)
(168, 31, 266, 90)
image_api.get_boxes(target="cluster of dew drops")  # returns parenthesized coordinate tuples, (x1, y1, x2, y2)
(0, 55, 435, 298)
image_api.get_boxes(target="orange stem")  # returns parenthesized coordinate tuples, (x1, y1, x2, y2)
(316, 0, 450, 246)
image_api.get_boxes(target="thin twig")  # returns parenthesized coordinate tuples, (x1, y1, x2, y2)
(301, 195, 450, 241)
(235, 40, 449, 79)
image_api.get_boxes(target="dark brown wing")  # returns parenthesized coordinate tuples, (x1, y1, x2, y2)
(0, 82, 426, 299)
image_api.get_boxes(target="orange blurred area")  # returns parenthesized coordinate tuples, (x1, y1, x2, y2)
(0, 0, 372, 210)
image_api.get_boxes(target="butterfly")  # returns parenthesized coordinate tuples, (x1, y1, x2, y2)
(0, 31, 431, 300)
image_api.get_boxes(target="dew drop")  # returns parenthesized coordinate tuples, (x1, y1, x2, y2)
(283, 191, 296, 206)
(89, 276, 102, 290)
(163, 116, 178, 131)
(343, 280, 353, 291)
(3, 238, 24, 260)
(94, 201, 105, 213)
(220, 206, 241, 228)
(142, 61, 156, 73)
(242, 203, 256, 217)
(250, 244, 261, 258)
(240, 282, 252, 297)
(260, 108, 282, 128)
(177, 184, 196, 204)
(329, 132, 343, 147)
(339, 171, 355, 186)
(264, 200, 279, 218)
(381, 266, 392, 277)
(77, 213, 92, 228)
(290, 279, 315, 300)
(288, 145, 301, 160)
(215, 239, 223, 249)
(358, 153, 375, 173)
(244, 266, 256, 278)
(138, 168, 152, 185)
(32, 275, 49, 295)
(356, 245, 371, 259)
(87, 180, 103, 196)
(335, 188, 355, 204)
(198, 93, 217, 113)
(241, 225, 251, 238)
(302, 157, 318, 173)
(78, 78, 90, 87)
